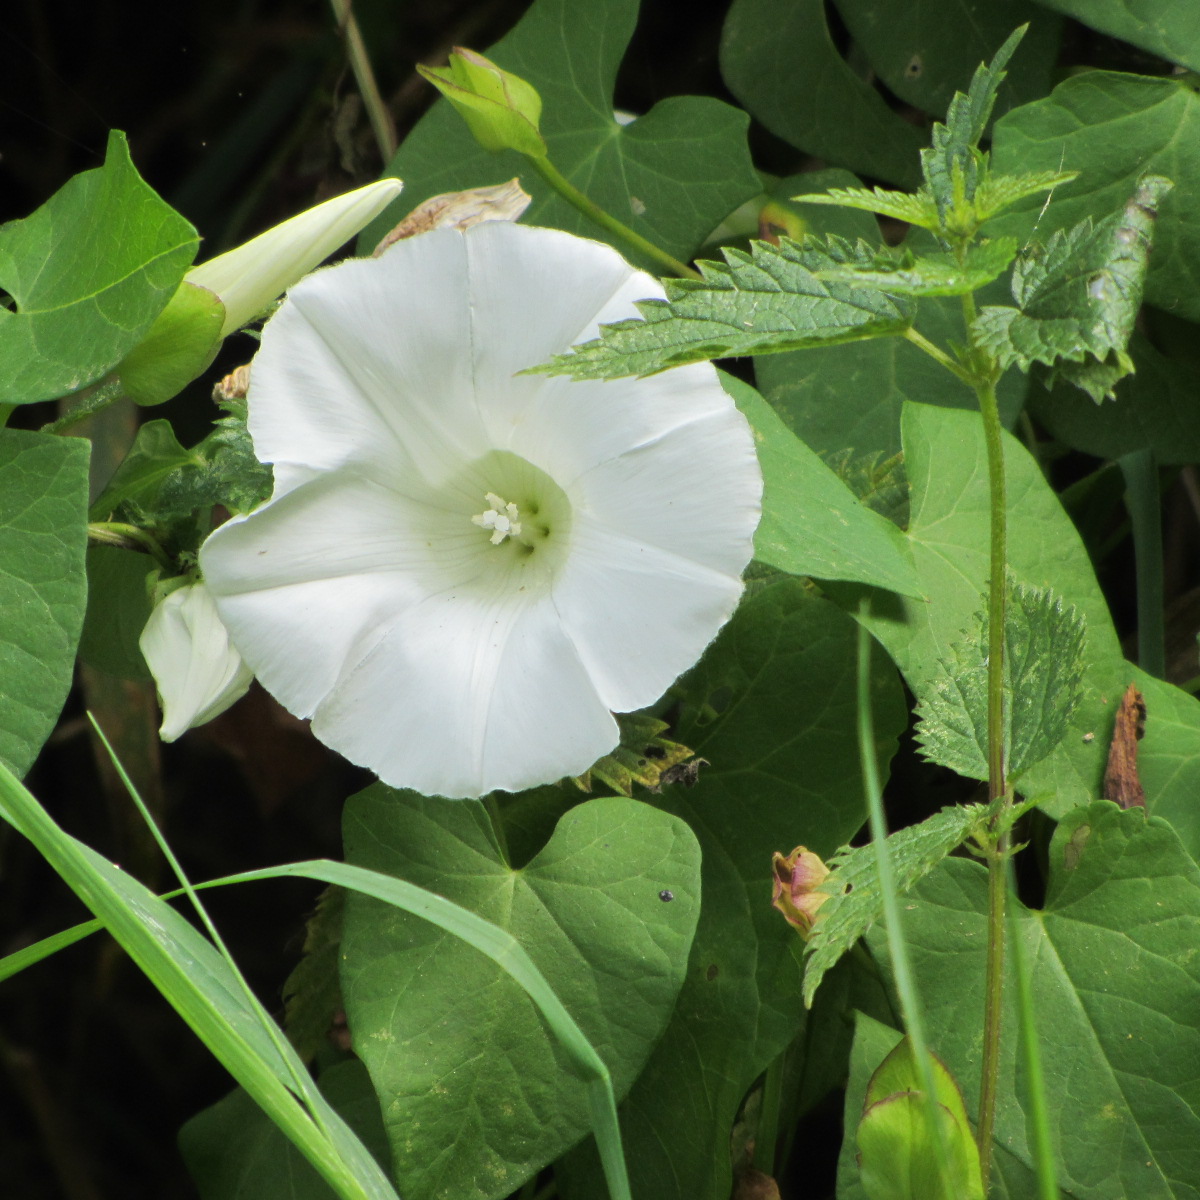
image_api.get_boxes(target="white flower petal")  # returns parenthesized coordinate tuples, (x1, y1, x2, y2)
(140, 582, 253, 741)
(202, 222, 762, 797)
(310, 591, 617, 798)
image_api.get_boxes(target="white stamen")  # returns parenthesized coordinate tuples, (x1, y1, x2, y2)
(472, 492, 523, 545)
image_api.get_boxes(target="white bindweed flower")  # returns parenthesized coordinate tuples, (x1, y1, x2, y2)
(187, 178, 403, 336)
(200, 222, 762, 798)
(140, 581, 254, 741)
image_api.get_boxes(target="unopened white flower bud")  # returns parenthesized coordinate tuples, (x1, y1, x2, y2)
(187, 178, 403, 336)
(140, 581, 253, 741)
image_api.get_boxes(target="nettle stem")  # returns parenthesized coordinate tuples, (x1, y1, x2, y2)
(964, 283, 1010, 1188)
(528, 156, 702, 281)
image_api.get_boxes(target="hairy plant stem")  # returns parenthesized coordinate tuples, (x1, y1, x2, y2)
(528, 156, 703, 281)
(87, 522, 174, 572)
(963, 283, 1010, 1189)
(328, 0, 398, 162)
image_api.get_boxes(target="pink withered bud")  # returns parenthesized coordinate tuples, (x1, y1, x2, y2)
(771, 846, 831, 938)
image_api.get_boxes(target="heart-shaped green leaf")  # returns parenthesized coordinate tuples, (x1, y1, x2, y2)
(340, 793, 701, 1200)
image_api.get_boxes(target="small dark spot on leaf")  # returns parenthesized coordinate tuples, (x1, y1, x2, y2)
(905, 54, 923, 79)
(705, 964, 719, 981)
(658, 889, 674, 902)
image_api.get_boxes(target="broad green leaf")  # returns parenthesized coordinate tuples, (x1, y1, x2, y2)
(340, 793, 700, 1200)
(0, 130, 198, 404)
(869, 803, 1200, 1196)
(536, 237, 916, 380)
(990, 72, 1200, 321)
(560, 579, 908, 1200)
(920, 26, 1026, 231)
(282, 886, 345, 1064)
(858, 1037, 984, 1200)
(720, 0, 925, 187)
(974, 177, 1171, 401)
(838, 1013, 906, 1200)
(181, 1062, 390, 1200)
(89, 418, 197, 519)
(1033, 0, 1200, 73)
(823, 449, 911, 529)
(913, 582, 1086, 780)
(802, 804, 990, 1006)
(849, 403, 1200, 861)
(114, 280, 225, 406)
(725, 375, 919, 597)
(0, 431, 89, 775)
(1030, 332, 1200, 465)
(361, 0, 760, 271)
(77, 546, 154, 680)
(832, 0, 1061, 123)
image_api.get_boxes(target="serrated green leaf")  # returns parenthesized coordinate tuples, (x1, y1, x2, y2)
(867, 804, 1200, 1194)
(914, 582, 1086, 781)
(990, 72, 1200, 321)
(90, 419, 198, 520)
(341, 794, 700, 1200)
(720, 0, 925, 187)
(920, 27, 1026, 229)
(156, 412, 273, 518)
(820, 238, 1018, 297)
(0, 131, 198, 404)
(724, 374, 920, 597)
(822, 449, 910, 529)
(973, 168, 1079, 224)
(974, 177, 1171, 399)
(848, 402, 1200, 863)
(361, 0, 760, 273)
(802, 804, 989, 1007)
(537, 238, 916, 380)
(792, 186, 941, 230)
(0, 431, 89, 775)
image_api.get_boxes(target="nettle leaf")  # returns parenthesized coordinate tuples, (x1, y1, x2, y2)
(802, 803, 990, 1007)
(537, 237, 916, 380)
(920, 26, 1025, 231)
(823, 449, 910, 529)
(156, 408, 273, 518)
(793, 185, 941, 231)
(866, 804, 1200, 1194)
(914, 581, 1086, 781)
(0, 130, 198, 405)
(850, 403, 1200, 863)
(820, 238, 1018, 297)
(362, 0, 760, 271)
(0, 431, 89, 775)
(973, 168, 1078, 224)
(974, 176, 1171, 401)
(990, 72, 1200, 321)
(341, 793, 701, 1200)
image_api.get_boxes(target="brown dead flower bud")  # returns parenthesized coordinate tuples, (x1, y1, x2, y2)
(771, 845, 831, 937)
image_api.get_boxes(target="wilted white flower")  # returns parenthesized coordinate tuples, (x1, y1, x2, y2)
(140, 581, 254, 741)
(200, 222, 761, 798)
(187, 178, 403, 336)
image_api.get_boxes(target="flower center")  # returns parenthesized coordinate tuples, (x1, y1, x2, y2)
(472, 493, 523, 545)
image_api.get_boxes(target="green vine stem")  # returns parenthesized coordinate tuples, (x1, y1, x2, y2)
(328, 0, 398, 163)
(88, 522, 174, 572)
(528, 156, 702, 281)
(962, 282, 1010, 1187)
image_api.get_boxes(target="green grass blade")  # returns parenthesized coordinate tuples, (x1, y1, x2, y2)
(0, 762, 399, 1200)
